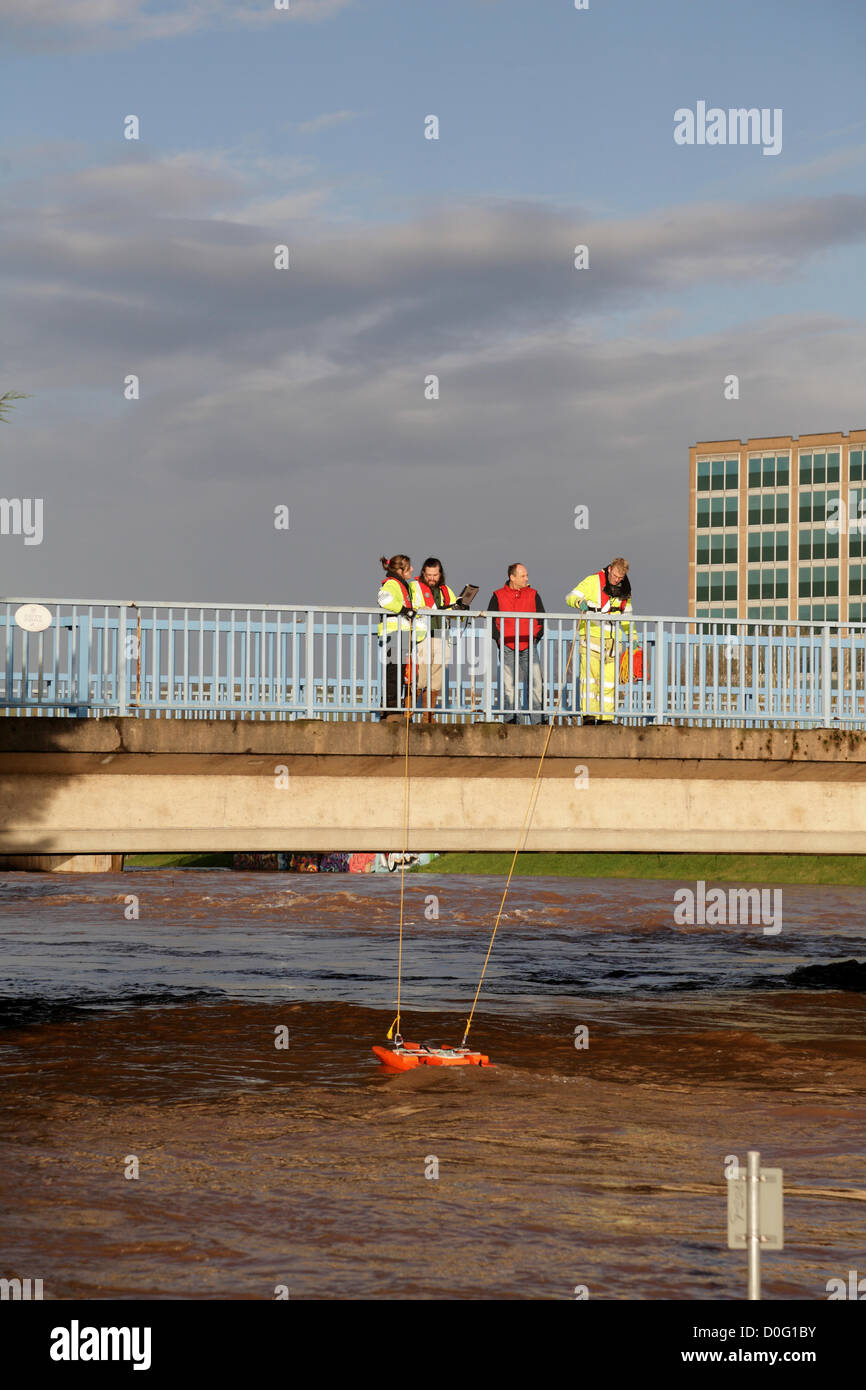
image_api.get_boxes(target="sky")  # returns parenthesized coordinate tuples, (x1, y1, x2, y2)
(1, 0, 865, 613)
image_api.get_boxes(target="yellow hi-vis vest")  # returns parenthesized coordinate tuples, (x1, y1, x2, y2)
(566, 570, 634, 656)
(377, 576, 429, 640)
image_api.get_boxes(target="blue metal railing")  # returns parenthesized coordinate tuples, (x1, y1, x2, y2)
(2, 597, 865, 727)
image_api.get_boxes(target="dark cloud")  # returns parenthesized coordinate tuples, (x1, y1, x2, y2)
(2, 149, 865, 614)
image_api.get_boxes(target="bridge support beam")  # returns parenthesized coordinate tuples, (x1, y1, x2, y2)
(0, 718, 864, 856)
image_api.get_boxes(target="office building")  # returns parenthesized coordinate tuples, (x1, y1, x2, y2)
(689, 431, 866, 622)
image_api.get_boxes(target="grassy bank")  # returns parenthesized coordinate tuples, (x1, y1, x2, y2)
(123, 850, 866, 886)
(410, 852, 866, 886)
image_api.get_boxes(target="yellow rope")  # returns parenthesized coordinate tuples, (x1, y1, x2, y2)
(391, 649, 414, 1041)
(461, 631, 580, 1046)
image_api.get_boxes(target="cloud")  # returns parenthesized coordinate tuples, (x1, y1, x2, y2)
(0, 0, 354, 51)
(297, 111, 360, 135)
(2, 146, 866, 610)
(776, 142, 866, 185)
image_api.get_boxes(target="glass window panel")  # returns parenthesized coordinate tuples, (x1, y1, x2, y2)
(813, 566, 825, 597)
(775, 531, 788, 561)
(725, 458, 738, 489)
(812, 529, 825, 559)
(799, 454, 812, 484)
(776, 494, 789, 524)
(696, 575, 709, 602)
(851, 450, 862, 483)
(748, 496, 761, 525)
(748, 533, 761, 562)
(697, 458, 711, 490)
(725, 534, 738, 564)
(696, 536, 709, 564)
(748, 457, 762, 488)
(826, 603, 838, 621)
(761, 533, 774, 562)
(762, 456, 775, 487)
(710, 534, 724, 564)
(812, 492, 826, 522)
(813, 604, 825, 621)
(826, 532, 838, 559)
(724, 496, 738, 527)
(712, 459, 725, 490)
(761, 605, 775, 620)
(776, 456, 789, 486)
(828, 451, 840, 483)
(747, 570, 761, 600)
(798, 491, 811, 523)
(775, 570, 788, 599)
(798, 530, 811, 560)
(697, 498, 710, 527)
(850, 564, 861, 596)
(813, 452, 826, 484)
(798, 569, 811, 598)
(711, 496, 724, 525)
(798, 603, 811, 620)
(761, 572, 774, 599)
(850, 531, 863, 557)
(761, 495, 775, 525)
(851, 603, 862, 622)
(710, 572, 723, 601)
(827, 565, 839, 597)
(724, 573, 737, 601)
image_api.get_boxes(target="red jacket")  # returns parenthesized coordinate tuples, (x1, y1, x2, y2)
(489, 585, 545, 650)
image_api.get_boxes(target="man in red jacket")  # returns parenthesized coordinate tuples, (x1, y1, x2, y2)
(488, 563, 547, 724)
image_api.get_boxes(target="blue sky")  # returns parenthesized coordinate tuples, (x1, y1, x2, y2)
(1, 0, 865, 608)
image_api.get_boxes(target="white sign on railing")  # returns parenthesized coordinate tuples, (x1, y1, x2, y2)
(14, 603, 53, 633)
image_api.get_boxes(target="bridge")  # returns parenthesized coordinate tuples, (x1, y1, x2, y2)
(1, 598, 865, 860)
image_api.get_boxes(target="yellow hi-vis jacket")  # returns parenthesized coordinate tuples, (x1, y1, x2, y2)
(566, 570, 635, 657)
(377, 576, 429, 641)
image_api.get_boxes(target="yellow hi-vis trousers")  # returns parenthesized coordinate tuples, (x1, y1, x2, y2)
(584, 651, 617, 719)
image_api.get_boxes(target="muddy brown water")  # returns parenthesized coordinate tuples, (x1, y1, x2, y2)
(0, 871, 864, 1299)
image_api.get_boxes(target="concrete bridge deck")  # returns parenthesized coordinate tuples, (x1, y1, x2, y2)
(1, 718, 864, 856)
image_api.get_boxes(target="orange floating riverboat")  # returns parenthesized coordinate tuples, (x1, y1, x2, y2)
(373, 1041, 492, 1071)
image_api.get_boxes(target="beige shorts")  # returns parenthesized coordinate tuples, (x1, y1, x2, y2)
(415, 637, 444, 693)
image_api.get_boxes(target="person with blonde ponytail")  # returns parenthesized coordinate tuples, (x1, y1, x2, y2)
(376, 554, 429, 719)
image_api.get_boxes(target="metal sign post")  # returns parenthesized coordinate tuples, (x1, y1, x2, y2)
(727, 1149, 784, 1299)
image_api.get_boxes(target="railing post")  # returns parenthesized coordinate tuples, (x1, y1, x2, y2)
(822, 623, 832, 726)
(117, 605, 128, 716)
(305, 608, 315, 718)
(654, 619, 666, 724)
(483, 614, 493, 721)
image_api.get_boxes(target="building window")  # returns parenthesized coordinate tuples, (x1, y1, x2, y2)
(799, 488, 839, 524)
(851, 450, 863, 483)
(850, 564, 863, 596)
(799, 527, 839, 561)
(697, 456, 738, 493)
(801, 452, 842, 487)
(748, 454, 789, 489)
(799, 564, 839, 600)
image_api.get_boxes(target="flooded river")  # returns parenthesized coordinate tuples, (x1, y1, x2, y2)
(1, 871, 864, 1299)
